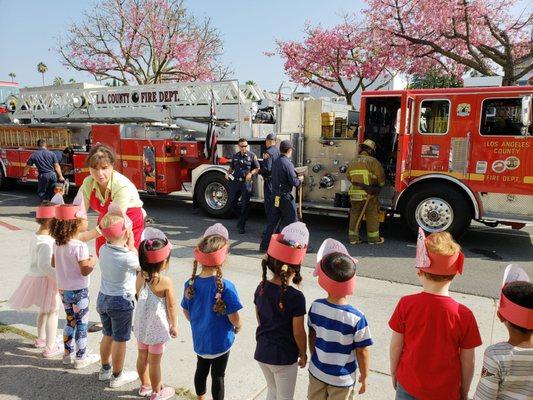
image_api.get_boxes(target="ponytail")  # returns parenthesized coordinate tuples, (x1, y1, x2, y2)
(213, 266, 227, 315)
(185, 260, 198, 300)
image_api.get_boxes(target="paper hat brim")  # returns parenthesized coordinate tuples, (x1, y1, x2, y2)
(316, 264, 356, 297)
(314, 238, 357, 277)
(55, 205, 81, 220)
(498, 264, 533, 329)
(100, 202, 131, 239)
(194, 245, 228, 267)
(141, 227, 172, 264)
(267, 234, 307, 265)
(415, 228, 463, 275)
(36, 205, 57, 219)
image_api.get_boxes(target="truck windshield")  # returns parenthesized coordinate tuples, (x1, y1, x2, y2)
(0, 85, 19, 105)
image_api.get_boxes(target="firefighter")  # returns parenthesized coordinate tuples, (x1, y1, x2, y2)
(346, 139, 386, 245)
(259, 133, 280, 228)
(226, 138, 260, 234)
(259, 140, 303, 252)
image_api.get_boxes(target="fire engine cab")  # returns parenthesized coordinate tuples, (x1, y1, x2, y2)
(0, 81, 531, 237)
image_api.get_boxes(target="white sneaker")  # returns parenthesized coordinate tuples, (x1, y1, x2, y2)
(98, 366, 113, 381)
(74, 353, 100, 369)
(62, 353, 75, 365)
(109, 370, 138, 388)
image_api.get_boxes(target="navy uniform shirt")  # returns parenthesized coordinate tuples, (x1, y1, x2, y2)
(260, 145, 280, 181)
(230, 150, 259, 181)
(26, 149, 59, 174)
(272, 154, 300, 196)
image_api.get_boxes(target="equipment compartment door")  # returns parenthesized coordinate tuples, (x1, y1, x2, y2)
(143, 146, 156, 194)
(395, 95, 414, 192)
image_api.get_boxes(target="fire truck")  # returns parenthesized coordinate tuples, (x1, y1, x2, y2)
(1, 81, 532, 237)
(0, 81, 19, 122)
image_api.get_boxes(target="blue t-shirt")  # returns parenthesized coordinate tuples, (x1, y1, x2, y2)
(254, 281, 306, 365)
(98, 243, 139, 298)
(26, 149, 59, 174)
(181, 276, 242, 356)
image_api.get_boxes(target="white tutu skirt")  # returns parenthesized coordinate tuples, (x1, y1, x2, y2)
(9, 275, 61, 313)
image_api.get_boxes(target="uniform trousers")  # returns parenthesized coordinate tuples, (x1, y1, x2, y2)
(229, 181, 252, 228)
(260, 194, 297, 250)
(37, 171, 57, 201)
(348, 196, 381, 242)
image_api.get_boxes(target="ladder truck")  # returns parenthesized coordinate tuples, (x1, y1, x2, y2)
(1, 80, 532, 237)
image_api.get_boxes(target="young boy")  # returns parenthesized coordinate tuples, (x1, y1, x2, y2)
(389, 230, 482, 400)
(96, 205, 139, 388)
(474, 266, 533, 399)
(308, 238, 372, 400)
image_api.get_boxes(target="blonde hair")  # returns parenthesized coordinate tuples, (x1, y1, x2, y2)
(100, 213, 124, 228)
(185, 235, 228, 315)
(426, 232, 460, 256)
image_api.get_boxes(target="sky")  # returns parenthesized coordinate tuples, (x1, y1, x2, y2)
(0, 0, 365, 91)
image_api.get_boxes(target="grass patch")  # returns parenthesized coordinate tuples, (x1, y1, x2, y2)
(175, 387, 196, 400)
(0, 323, 36, 340)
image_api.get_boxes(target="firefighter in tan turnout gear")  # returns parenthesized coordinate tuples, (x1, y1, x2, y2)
(346, 139, 386, 245)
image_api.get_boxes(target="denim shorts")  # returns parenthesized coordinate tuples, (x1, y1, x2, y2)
(396, 382, 416, 400)
(96, 292, 134, 342)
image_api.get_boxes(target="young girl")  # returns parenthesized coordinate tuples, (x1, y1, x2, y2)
(181, 223, 243, 400)
(50, 196, 99, 369)
(255, 222, 309, 400)
(9, 202, 62, 357)
(135, 228, 178, 400)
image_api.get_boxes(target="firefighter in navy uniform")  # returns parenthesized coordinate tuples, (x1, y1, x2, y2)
(259, 133, 280, 228)
(259, 140, 303, 252)
(346, 139, 386, 245)
(226, 138, 260, 234)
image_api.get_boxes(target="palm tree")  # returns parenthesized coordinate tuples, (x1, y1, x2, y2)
(53, 76, 64, 86)
(37, 62, 48, 85)
(8, 72, 16, 83)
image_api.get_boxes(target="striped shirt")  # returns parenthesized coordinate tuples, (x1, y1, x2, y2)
(308, 299, 373, 387)
(474, 342, 533, 400)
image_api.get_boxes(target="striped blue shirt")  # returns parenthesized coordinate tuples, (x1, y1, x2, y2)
(308, 299, 373, 387)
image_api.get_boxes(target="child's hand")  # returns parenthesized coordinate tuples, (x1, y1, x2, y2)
(234, 324, 241, 334)
(88, 255, 97, 267)
(391, 373, 397, 390)
(169, 326, 178, 338)
(297, 353, 307, 368)
(358, 374, 367, 394)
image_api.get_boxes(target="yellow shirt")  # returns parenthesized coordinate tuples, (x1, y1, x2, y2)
(80, 170, 143, 213)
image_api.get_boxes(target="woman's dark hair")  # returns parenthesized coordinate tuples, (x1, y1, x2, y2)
(50, 217, 83, 246)
(502, 281, 533, 334)
(139, 238, 170, 283)
(260, 240, 303, 311)
(321, 252, 356, 283)
(86, 143, 116, 168)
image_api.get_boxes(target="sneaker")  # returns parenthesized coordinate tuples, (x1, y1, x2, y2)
(74, 353, 100, 369)
(368, 237, 385, 245)
(43, 344, 63, 358)
(62, 353, 75, 365)
(149, 386, 175, 400)
(109, 370, 138, 388)
(34, 338, 46, 348)
(98, 366, 113, 381)
(138, 385, 153, 397)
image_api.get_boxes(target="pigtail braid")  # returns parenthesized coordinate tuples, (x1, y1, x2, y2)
(212, 266, 227, 315)
(293, 267, 302, 285)
(278, 265, 289, 311)
(260, 257, 268, 295)
(185, 260, 198, 300)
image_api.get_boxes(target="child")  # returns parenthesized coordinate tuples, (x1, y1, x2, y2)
(50, 194, 100, 369)
(474, 265, 533, 399)
(181, 223, 243, 400)
(9, 201, 62, 357)
(135, 228, 178, 400)
(389, 230, 482, 400)
(96, 203, 139, 388)
(308, 238, 372, 400)
(255, 222, 309, 400)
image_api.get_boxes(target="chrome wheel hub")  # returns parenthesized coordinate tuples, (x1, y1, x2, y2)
(205, 182, 228, 210)
(415, 197, 453, 232)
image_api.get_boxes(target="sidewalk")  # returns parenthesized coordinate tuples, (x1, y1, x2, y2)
(0, 216, 507, 400)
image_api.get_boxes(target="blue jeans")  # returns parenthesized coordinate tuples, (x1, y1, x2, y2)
(37, 171, 57, 201)
(396, 383, 416, 400)
(96, 292, 134, 342)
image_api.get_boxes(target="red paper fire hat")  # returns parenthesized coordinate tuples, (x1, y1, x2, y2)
(141, 227, 172, 264)
(267, 222, 309, 265)
(415, 228, 464, 275)
(100, 202, 132, 240)
(499, 265, 533, 329)
(36, 201, 59, 219)
(51, 192, 88, 221)
(314, 238, 357, 297)
(194, 223, 229, 267)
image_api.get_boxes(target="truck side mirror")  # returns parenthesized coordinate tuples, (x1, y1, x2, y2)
(522, 95, 532, 134)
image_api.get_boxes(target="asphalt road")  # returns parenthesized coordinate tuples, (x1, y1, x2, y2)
(1, 183, 532, 298)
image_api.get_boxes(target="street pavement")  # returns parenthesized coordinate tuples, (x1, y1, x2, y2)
(0, 208, 528, 400)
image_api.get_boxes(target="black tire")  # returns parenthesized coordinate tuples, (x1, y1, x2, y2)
(402, 184, 472, 238)
(195, 172, 233, 218)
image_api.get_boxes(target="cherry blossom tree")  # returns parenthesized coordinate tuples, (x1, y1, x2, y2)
(365, 0, 533, 86)
(274, 22, 408, 105)
(58, 0, 230, 85)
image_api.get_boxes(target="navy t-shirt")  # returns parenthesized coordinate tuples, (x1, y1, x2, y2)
(254, 281, 306, 365)
(181, 276, 242, 356)
(26, 149, 59, 174)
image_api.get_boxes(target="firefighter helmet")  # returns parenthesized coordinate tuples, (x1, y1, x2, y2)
(361, 139, 376, 152)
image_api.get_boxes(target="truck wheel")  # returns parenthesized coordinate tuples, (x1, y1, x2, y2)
(195, 172, 233, 218)
(403, 185, 472, 238)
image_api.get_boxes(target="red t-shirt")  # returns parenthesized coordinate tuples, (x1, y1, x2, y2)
(389, 292, 482, 400)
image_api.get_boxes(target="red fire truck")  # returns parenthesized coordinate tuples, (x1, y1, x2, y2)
(1, 81, 532, 237)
